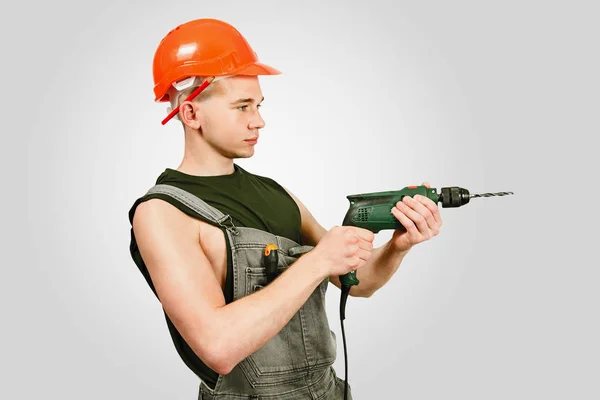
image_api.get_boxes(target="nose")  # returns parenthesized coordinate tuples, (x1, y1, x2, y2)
(249, 109, 265, 130)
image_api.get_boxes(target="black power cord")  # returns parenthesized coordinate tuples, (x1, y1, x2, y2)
(340, 284, 351, 400)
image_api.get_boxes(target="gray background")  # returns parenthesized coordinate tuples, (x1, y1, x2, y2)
(3, 0, 598, 398)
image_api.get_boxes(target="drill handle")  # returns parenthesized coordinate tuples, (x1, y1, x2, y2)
(339, 270, 359, 286)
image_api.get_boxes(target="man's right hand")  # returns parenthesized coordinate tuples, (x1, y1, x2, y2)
(313, 226, 375, 277)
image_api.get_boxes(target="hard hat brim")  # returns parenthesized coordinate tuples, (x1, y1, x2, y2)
(155, 62, 282, 102)
(236, 62, 282, 76)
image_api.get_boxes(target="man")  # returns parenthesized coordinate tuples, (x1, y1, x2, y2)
(128, 18, 443, 399)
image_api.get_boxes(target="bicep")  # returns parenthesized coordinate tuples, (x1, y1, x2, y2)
(132, 199, 225, 367)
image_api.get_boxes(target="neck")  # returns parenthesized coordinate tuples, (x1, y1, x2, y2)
(176, 131, 235, 177)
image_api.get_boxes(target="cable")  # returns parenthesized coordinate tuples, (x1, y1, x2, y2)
(340, 284, 351, 400)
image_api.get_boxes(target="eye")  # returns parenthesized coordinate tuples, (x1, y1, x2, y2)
(238, 105, 248, 111)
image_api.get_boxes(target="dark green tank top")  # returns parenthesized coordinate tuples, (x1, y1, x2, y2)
(127, 163, 302, 389)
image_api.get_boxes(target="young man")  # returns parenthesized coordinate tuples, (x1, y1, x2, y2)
(128, 18, 443, 399)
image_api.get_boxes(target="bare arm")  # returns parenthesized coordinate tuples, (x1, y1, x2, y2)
(132, 199, 329, 375)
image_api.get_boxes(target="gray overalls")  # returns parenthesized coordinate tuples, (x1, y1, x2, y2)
(145, 184, 353, 400)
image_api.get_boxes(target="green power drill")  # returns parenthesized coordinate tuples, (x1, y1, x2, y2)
(339, 185, 514, 287)
(336, 184, 514, 400)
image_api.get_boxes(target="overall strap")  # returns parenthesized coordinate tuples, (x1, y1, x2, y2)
(145, 184, 240, 236)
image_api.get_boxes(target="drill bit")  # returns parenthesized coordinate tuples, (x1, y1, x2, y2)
(470, 191, 514, 198)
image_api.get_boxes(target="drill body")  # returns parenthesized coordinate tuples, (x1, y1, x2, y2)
(339, 185, 470, 286)
(343, 186, 436, 234)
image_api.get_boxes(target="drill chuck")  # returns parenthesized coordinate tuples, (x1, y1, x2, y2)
(439, 186, 471, 208)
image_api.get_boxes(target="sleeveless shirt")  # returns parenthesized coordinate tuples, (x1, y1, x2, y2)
(127, 163, 303, 389)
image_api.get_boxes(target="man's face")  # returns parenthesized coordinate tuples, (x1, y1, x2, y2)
(200, 75, 265, 159)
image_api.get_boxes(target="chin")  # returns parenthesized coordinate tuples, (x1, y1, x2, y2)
(233, 150, 254, 159)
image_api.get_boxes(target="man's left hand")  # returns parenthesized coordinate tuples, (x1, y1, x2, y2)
(390, 182, 443, 252)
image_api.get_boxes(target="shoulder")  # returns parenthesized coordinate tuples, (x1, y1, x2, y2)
(132, 197, 191, 231)
(129, 178, 200, 235)
(131, 197, 203, 255)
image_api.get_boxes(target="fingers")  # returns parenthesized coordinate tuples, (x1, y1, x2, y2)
(396, 196, 434, 234)
(344, 226, 374, 244)
(417, 194, 443, 226)
(344, 228, 374, 267)
(349, 256, 368, 269)
(392, 194, 443, 238)
(343, 238, 373, 257)
(391, 205, 418, 233)
(357, 248, 372, 262)
(354, 227, 375, 242)
(349, 249, 372, 268)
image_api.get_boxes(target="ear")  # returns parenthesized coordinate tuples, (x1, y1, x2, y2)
(179, 100, 203, 130)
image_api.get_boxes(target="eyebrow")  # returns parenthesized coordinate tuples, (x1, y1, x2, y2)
(231, 96, 265, 105)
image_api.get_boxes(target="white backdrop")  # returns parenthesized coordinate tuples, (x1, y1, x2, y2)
(4, 0, 598, 399)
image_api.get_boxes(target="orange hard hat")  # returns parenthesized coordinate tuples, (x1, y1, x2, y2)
(152, 18, 281, 103)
